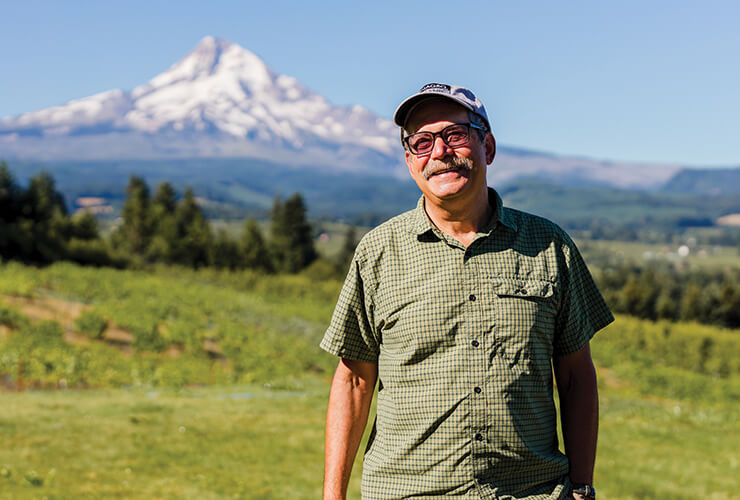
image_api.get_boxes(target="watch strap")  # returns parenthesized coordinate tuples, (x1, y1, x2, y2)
(571, 483, 596, 499)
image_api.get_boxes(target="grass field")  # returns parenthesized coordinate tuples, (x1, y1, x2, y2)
(1, 262, 739, 498)
(1, 366, 738, 499)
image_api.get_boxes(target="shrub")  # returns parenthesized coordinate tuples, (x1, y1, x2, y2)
(74, 310, 107, 339)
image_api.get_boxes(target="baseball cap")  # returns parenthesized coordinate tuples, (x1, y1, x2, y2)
(393, 83, 491, 131)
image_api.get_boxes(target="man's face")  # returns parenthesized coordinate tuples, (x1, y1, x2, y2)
(404, 100, 495, 205)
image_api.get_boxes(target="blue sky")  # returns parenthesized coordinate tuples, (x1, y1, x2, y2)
(2, 0, 738, 167)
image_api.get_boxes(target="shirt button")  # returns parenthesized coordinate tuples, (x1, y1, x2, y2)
(475, 433, 484, 441)
(471, 340, 479, 347)
(474, 386, 482, 394)
(469, 294, 476, 301)
(519, 289, 528, 295)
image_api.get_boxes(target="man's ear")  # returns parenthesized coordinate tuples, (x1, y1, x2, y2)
(485, 133, 496, 165)
(405, 149, 414, 173)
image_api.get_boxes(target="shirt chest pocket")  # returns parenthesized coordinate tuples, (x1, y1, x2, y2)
(488, 278, 558, 368)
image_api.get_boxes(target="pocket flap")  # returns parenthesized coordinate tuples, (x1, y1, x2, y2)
(493, 279, 553, 299)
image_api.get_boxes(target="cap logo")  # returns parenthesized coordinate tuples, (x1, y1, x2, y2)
(419, 83, 451, 94)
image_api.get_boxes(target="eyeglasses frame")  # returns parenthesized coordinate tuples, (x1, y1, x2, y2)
(403, 122, 487, 156)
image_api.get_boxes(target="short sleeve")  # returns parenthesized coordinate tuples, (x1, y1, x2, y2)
(553, 235, 614, 356)
(320, 255, 380, 363)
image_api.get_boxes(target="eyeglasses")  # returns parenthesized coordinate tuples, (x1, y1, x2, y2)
(403, 123, 485, 156)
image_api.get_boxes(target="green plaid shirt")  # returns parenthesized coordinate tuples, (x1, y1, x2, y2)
(321, 189, 613, 499)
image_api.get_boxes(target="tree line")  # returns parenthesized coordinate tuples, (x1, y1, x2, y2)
(0, 162, 356, 275)
(2, 162, 738, 328)
(598, 263, 740, 328)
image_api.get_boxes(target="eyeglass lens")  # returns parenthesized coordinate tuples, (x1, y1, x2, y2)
(407, 124, 471, 154)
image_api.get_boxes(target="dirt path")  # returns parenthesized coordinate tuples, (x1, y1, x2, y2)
(1, 294, 135, 346)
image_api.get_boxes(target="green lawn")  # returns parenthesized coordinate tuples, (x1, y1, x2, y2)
(1, 383, 331, 499)
(1, 369, 738, 499)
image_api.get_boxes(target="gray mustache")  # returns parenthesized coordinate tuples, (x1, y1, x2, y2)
(422, 157, 473, 180)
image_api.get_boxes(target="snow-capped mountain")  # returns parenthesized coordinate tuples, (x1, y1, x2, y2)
(0, 36, 402, 174)
(0, 36, 681, 188)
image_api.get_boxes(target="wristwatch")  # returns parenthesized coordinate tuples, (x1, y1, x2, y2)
(571, 483, 596, 499)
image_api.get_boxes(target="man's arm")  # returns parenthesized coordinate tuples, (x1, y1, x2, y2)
(553, 343, 598, 498)
(324, 358, 378, 500)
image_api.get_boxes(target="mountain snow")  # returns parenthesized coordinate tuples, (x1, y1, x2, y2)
(0, 36, 680, 187)
(0, 36, 400, 172)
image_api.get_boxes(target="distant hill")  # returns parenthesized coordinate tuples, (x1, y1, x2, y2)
(7, 159, 740, 237)
(661, 167, 740, 195)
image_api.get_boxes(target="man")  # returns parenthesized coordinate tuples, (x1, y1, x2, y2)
(321, 83, 613, 500)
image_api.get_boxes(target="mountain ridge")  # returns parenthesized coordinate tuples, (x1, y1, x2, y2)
(0, 36, 717, 189)
(1, 36, 402, 176)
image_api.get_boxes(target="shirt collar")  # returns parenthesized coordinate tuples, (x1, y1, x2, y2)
(410, 187, 518, 237)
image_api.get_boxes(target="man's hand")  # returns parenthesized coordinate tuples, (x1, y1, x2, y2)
(323, 358, 378, 500)
(554, 343, 598, 486)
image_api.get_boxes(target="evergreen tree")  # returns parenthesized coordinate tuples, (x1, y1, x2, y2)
(0, 161, 20, 220)
(147, 182, 179, 262)
(0, 162, 22, 259)
(680, 284, 703, 322)
(68, 211, 100, 240)
(270, 193, 316, 273)
(654, 289, 679, 321)
(115, 175, 152, 256)
(23, 171, 67, 220)
(210, 228, 242, 270)
(0, 164, 112, 265)
(173, 187, 211, 268)
(21, 171, 68, 262)
(715, 282, 740, 328)
(240, 217, 272, 272)
(269, 195, 288, 269)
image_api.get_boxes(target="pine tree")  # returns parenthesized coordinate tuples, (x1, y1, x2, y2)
(269, 195, 288, 269)
(270, 193, 316, 273)
(0, 162, 22, 259)
(240, 217, 272, 272)
(23, 171, 67, 220)
(210, 228, 242, 269)
(116, 175, 152, 257)
(680, 284, 703, 322)
(68, 211, 100, 240)
(64, 210, 115, 267)
(0, 161, 20, 220)
(173, 187, 211, 268)
(22, 171, 68, 262)
(147, 182, 179, 263)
